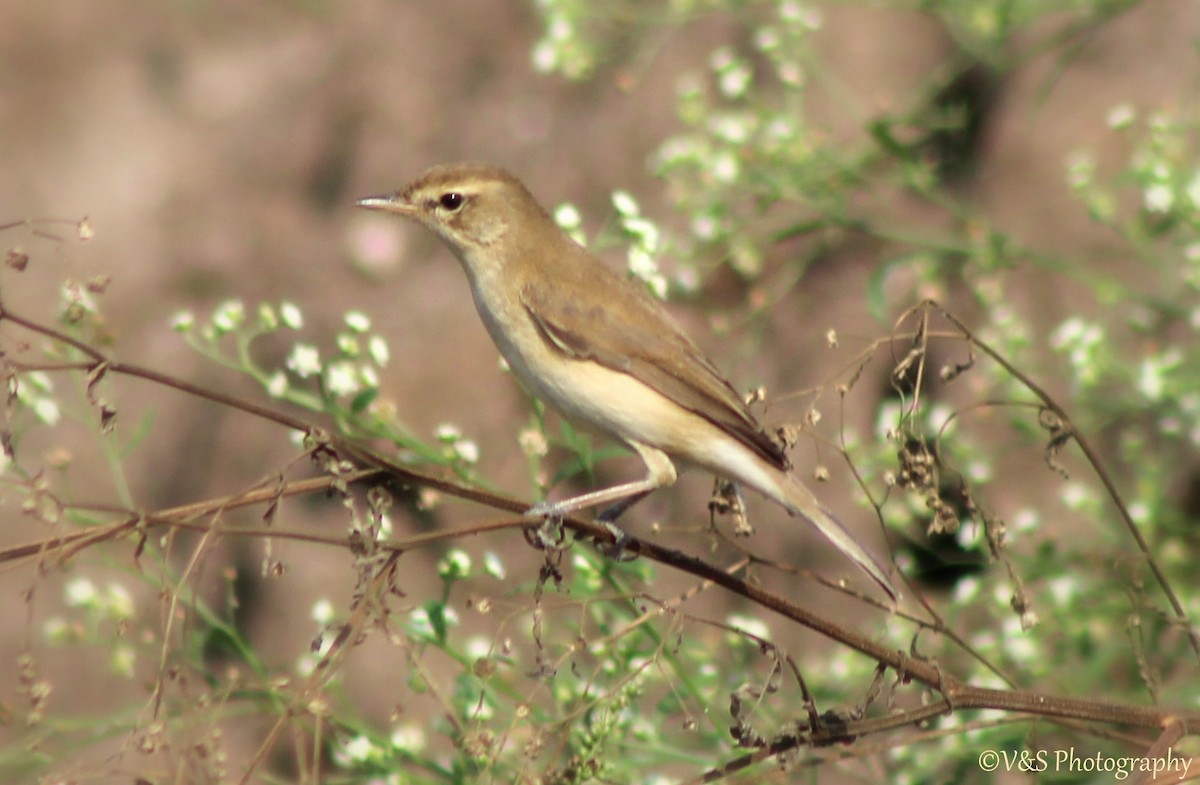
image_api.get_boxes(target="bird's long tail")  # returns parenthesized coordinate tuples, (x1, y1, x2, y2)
(772, 471, 898, 600)
(715, 443, 898, 600)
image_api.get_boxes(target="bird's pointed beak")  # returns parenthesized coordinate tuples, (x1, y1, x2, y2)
(355, 194, 416, 215)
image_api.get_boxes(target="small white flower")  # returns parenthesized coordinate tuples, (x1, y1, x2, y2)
(674, 265, 700, 293)
(1061, 483, 1090, 510)
(390, 725, 426, 753)
(325, 362, 360, 397)
(1050, 317, 1083, 348)
(468, 696, 494, 721)
(718, 64, 752, 98)
(280, 302, 304, 329)
(781, 2, 822, 29)
(766, 116, 795, 141)
(439, 549, 472, 579)
(110, 644, 136, 678)
(170, 311, 195, 332)
(875, 401, 903, 441)
(627, 245, 659, 280)
(311, 598, 335, 624)
(691, 214, 720, 241)
(343, 734, 375, 762)
(344, 311, 371, 333)
(465, 636, 492, 659)
(336, 333, 360, 357)
(484, 551, 507, 580)
(779, 1, 806, 24)
(725, 613, 770, 641)
(1137, 359, 1165, 400)
(518, 427, 549, 458)
(368, 336, 390, 367)
(1064, 150, 1094, 189)
(1012, 508, 1039, 532)
(65, 578, 98, 607)
(967, 460, 992, 483)
(554, 203, 582, 230)
(454, 440, 480, 464)
(295, 653, 318, 677)
(623, 216, 661, 252)
(754, 26, 780, 52)
(927, 403, 956, 435)
(407, 608, 435, 638)
(611, 190, 640, 217)
(258, 303, 278, 330)
(287, 344, 322, 378)
(709, 113, 752, 143)
(33, 398, 61, 426)
(777, 60, 805, 87)
(266, 371, 288, 398)
(953, 576, 980, 604)
(547, 14, 572, 42)
(712, 151, 740, 183)
(531, 40, 558, 73)
(106, 583, 134, 619)
(43, 616, 68, 643)
(212, 299, 245, 332)
(1106, 103, 1136, 129)
(1047, 576, 1077, 607)
(710, 46, 735, 71)
(1144, 182, 1174, 213)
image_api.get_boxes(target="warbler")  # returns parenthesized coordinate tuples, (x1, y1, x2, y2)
(358, 163, 896, 598)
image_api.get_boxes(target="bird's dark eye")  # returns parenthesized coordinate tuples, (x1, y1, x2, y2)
(439, 192, 465, 211)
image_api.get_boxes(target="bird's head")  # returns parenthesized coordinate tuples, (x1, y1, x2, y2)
(357, 163, 556, 273)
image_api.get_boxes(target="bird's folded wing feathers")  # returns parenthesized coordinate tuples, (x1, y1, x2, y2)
(520, 272, 789, 471)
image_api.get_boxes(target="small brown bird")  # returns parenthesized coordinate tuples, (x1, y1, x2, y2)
(358, 163, 896, 599)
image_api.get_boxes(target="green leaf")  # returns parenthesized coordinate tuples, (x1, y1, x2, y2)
(350, 387, 379, 413)
(424, 600, 447, 645)
(867, 117, 916, 163)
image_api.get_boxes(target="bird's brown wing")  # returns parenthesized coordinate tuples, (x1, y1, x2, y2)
(520, 260, 789, 471)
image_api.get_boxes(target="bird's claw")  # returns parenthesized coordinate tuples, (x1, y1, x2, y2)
(526, 502, 637, 561)
(597, 521, 637, 562)
(525, 500, 564, 519)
